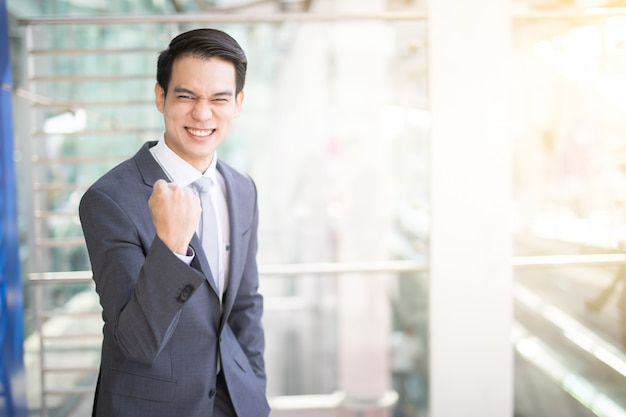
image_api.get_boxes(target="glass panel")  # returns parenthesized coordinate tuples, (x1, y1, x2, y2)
(513, 11, 626, 417)
(11, 16, 429, 417)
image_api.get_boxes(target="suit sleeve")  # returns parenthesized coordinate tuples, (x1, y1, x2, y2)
(79, 187, 206, 364)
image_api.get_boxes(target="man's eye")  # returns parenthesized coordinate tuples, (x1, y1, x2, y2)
(178, 95, 195, 101)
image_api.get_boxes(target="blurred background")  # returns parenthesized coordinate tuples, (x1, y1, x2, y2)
(3, 0, 626, 416)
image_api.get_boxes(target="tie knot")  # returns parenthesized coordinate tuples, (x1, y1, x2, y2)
(191, 176, 213, 194)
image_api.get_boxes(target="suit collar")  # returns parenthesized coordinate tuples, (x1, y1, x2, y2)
(149, 138, 219, 187)
(135, 141, 169, 187)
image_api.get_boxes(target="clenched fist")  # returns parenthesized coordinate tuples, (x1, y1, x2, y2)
(148, 179, 201, 255)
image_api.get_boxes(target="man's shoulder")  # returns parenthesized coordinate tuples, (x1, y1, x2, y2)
(217, 159, 258, 202)
(85, 142, 156, 195)
(217, 159, 254, 185)
(90, 155, 140, 191)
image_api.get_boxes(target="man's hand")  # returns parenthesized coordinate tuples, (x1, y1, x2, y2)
(149, 179, 201, 255)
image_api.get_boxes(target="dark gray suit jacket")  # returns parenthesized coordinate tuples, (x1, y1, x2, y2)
(79, 142, 269, 417)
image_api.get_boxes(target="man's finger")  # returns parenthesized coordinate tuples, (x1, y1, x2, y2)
(153, 178, 168, 189)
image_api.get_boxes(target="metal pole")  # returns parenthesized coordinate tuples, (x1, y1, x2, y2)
(16, 11, 427, 26)
(0, 1, 28, 416)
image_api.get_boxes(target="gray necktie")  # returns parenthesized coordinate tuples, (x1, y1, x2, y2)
(191, 176, 220, 291)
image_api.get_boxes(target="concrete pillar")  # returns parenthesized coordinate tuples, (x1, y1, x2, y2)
(428, 1, 514, 416)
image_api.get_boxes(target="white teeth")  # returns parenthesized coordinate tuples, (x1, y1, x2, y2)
(187, 128, 213, 137)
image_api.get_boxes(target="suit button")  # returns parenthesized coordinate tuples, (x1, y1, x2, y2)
(208, 389, 217, 398)
(176, 284, 195, 303)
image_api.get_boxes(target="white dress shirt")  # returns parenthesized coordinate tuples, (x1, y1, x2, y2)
(150, 138, 230, 299)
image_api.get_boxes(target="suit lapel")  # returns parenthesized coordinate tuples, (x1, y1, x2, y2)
(189, 237, 220, 295)
(135, 141, 169, 187)
(217, 161, 253, 318)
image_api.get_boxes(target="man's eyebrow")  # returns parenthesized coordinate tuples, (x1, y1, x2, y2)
(212, 90, 234, 97)
(172, 86, 234, 98)
(173, 86, 196, 95)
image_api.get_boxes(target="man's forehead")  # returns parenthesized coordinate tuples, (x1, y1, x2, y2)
(172, 54, 235, 70)
(170, 57, 236, 82)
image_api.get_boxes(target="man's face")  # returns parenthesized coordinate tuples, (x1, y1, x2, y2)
(155, 55, 244, 172)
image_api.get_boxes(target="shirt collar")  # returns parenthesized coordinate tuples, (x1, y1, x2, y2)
(150, 136, 218, 187)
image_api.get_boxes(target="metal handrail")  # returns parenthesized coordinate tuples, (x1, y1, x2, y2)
(40, 333, 101, 340)
(27, 255, 626, 284)
(31, 154, 129, 164)
(28, 260, 427, 283)
(34, 238, 86, 248)
(34, 211, 83, 219)
(30, 270, 93, 283)
(44, 388, 95, 396)
(29, 47, 161, 55)
(30, 128, 161, 137)
(44, 367, 100, 373)
(33, 100, 154, 108)
(15, 7, 626, 27)
(513, 253, 626, 267)
(30, 74, 152, 82)
(17, 11, 428, 26)
(514, 7, 626, 20)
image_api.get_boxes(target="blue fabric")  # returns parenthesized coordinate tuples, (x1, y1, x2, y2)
(0, 0, 28, 415)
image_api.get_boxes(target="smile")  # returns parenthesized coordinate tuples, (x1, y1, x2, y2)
(186, 127, 215, 137)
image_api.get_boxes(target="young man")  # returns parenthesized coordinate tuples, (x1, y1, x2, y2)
(79, 28, 269, 417)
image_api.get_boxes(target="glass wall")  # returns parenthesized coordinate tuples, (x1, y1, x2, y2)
(7, 1, 429, 416)
(512, 4, 626, 416)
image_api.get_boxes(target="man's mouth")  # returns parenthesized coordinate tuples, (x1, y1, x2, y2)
(186, 127, 215, 137)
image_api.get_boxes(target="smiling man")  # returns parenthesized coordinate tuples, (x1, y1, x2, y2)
(79, 29, 269, 417)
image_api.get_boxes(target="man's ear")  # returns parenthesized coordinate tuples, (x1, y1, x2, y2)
(155, 83, 165, 113)
(235, 90, 244, 117)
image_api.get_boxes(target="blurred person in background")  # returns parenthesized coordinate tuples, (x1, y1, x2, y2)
(79, 28, 269, 417)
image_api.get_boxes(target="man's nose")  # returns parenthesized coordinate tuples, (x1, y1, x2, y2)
(192, 99, 213, 120)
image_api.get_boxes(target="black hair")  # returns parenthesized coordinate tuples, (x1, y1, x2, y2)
(156, 28, 247, 96)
